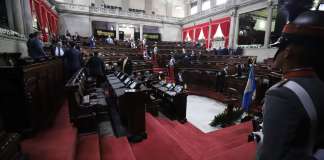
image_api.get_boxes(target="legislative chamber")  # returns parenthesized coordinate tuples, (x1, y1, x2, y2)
(1, 0, 324, 160)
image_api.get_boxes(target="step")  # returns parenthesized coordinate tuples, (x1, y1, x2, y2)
(100, 136, 136, 160)
(156, 118, 206, 160)
(76, 134, 100, 160)
(131, 114, 193, 160)
(205, 142, 256, 160)
(21, 102, 78, 160)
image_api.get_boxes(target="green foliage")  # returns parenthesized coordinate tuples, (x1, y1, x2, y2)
(209, 108, 244, 127)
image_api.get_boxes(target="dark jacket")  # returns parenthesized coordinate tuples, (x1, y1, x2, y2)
(64, 48, 83, 74)
(86, 56, 105, 77)
(28, 38, 46, 59)
(123, 59, 133, 75)
(258, 77, 324, 160)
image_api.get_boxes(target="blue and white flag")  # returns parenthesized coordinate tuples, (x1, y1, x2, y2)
(242, 65, 257, 112)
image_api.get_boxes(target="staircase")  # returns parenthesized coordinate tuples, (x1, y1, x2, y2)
(21, 102, 256, 160)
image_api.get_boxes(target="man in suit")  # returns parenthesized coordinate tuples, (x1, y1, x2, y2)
(257, 9, 324, 160)
(28, 31, 46, 60)
(86, 51, 105, 85)
(64, 42, 83, 79)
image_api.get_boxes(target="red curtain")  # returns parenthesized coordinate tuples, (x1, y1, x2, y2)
(220, 21, 230, 47)
(34, 2, 43, 30)
(182, 31, 187, 42)
(188, 30, 194, 41)
(194, 28, 201, 42)
(209, 24, 218, 48)
(202, 26, 209, 48)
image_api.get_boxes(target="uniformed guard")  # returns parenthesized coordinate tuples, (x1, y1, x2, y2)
(257, 0, 324, 159)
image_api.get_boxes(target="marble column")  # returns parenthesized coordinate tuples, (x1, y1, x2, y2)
(12, 0, 25, 34)
(197, 0, 202, 13)
(165, 2, 173, 17)
(208, 20, 212, 49)
(5, 0, 15, 30)
(233, 11, 240, 49)
(145, 0, 152, 14)
(140, 25, 143, 40)
(210, 0, 216, 8)
(264, 5, 274, 48)
(115, 24, 119, 40)
(121, 0, 129, 11)
(184, 2, 191, 16)
(228, 8, 237, 49)
(21, 0, 34, 36)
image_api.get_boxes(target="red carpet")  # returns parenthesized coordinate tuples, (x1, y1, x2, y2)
(131, 114, 193, 160)
(100, 136, 136, 160)
(76, 134, 100, 160)
(205, 142, 256, 160)
(21, 101, 78, 160)
(21, 100, 256, 160)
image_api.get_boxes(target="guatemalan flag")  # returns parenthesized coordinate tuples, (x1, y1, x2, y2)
(241, 65, 257, 112)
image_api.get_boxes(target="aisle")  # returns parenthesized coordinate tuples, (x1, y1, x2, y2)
(186, 95, 226, 133)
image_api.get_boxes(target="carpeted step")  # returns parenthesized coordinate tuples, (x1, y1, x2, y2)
(76, 134, 100, 160)
(21, 102, 78, 160)
(131, 114, 193, 160)
(100, 136, 136, 160)
(204, 142, 256, 160)
(156, 118, 205, 160)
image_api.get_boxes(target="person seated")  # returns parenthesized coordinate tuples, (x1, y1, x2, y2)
(86, 51, 106, 85)
(105, 36, 114, 45)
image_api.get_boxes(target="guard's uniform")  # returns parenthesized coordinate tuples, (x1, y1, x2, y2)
(258, 69, 324, 160)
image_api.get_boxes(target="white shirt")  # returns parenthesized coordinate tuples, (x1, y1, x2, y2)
(169, 58, 176, 66)
(122, 58, 128, 72)
(154, 47, 158, 54)
(55, 47, 64, 57)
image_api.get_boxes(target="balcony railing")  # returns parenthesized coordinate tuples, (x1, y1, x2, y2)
(56, 0, 274, 25)
(181, 0, 271, 23)
(56, 3, 182, 24)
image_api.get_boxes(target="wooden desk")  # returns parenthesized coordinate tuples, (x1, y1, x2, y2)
(151, 83, 187, 123)
(106, 73, 148, 141)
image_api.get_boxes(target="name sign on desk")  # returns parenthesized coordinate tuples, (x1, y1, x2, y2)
(125, 89, 136, 93)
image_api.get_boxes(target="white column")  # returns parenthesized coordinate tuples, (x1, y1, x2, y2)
(5, 0, 15, 30)
(21, 0, 34, 36)
(145, 0, 152, 14)
(121, 0, 129, 11)
(184, 2, 191, 17)
(165, 2, 173, 17)
(228, 8, 237, 49)
(197, 0, 202, 13)
(12, 0, 25, 34)
(264, 5, 274, 48)
(210, 0, 216, 8)
(140, 25, 143, 40)
(208, 20, 212, 49)
(116, 24, 119, 40)
(233, 12, 240, 49)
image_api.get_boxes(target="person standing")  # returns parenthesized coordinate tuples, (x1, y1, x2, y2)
(257, 6, 324, 160)
(28, 31, 46, 60)
(64, 42, 83, 79)
(86, 52, 105, 85)
(122, 56, 133, 75)
(53, 41, 65, 58)
(153, 43, 158, 61)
